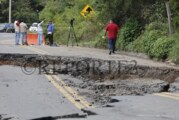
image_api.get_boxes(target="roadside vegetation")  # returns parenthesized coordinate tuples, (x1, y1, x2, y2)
(0, 0, 178, 64)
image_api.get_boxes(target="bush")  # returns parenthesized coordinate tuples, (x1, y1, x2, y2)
(54, 27, 70, 45)
(79, 30, 108, 48)
(137, 22, 168, 57)
(169, 33, 179, 64)
(146, 22, 168, 32)
(117, 19, 141, 50)
(151, 37, 175, 59)
(141, 30, 163, 56)
(129, 36, 144, 52)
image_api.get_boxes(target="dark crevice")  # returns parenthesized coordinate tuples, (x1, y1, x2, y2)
(30, 109, 97, 120)
(0, 115, 14, 120)
(160, 84, 170, 92)
(2, 118, 14, 120)
(30, 113, 87, 120)
(81, 109, 97, 115)
(109, 98, 120, 103)
(103, 104, 115, 108)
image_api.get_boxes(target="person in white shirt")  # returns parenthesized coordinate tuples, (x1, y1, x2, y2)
(14, 20, 20, 45)
(37, 21, 44, 45)
(19, 20, 28, 45)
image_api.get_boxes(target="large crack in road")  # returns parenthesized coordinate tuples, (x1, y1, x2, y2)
(0, 53, 178, 82)
(0, 53, 179, 119)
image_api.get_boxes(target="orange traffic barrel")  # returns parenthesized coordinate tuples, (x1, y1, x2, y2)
(27, 33, 45, 45)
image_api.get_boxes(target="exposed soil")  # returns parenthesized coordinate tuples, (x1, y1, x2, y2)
(60, 76, 171, 106)
(0, 54, 179, 82)
(0, 53, 179, 106)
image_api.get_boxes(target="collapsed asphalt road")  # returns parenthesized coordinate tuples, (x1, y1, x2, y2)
(0, 53, 179, 82)
(0, 53, 179, 107)
(0, 54, 179, 120)
(0, 33, 179, 120)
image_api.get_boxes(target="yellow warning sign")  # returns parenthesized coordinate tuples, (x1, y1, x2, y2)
(80, 4, 94, 18)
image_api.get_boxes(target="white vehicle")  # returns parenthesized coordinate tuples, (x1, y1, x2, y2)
(29, 23, 38, 32)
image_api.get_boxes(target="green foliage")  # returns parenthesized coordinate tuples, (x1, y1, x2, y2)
(13, 0, 38, 23)
(141, 30, 162, 56)
(173, 15, 179, 31)
(0, 0, 46, 23)
(169, 33, 179, 63)
(127, 37, 143, 52)
(117, 19, 140, 50)
(39, 0, 100, 45)
(151, 37, 175, 59)
(93, 30, 108, 48)
(146, 21, 168, 32)
(0, 0, 178, 63)
(149, 1, 166, 22)
(171, 0, 179, 31)
(135, 22, 167, 56)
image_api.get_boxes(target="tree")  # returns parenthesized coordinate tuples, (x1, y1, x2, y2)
(0, 0, 9, 22)
(12, 0, 37, 23)
(0, 0, 45, 23)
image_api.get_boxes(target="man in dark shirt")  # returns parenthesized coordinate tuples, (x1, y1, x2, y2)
(47, 21, 55, 46)
(104, 20, 119, 55)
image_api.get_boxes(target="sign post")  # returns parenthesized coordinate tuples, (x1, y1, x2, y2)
(9, 0, 12, 23)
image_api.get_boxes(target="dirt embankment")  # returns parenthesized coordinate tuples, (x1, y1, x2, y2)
(0, 54, 178, 82)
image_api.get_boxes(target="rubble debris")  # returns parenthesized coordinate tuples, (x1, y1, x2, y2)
(0, 54, 179, 106)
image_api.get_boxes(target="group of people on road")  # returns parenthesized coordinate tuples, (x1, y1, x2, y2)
(14, 20, 28, 45)
(14, 18, 119, 55)
(14, 20, 55, 46)
(37, 20, 55, 46)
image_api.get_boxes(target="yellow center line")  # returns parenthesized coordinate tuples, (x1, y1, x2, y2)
(31, 47, 49, 54)
(45, 75, 85, 109)
(21, 46, 93, 109)
(154, 93, 179, 100)
(52, 75, 93, 108)
(20, 46, 49, 54)
(161, 92, 179, 97)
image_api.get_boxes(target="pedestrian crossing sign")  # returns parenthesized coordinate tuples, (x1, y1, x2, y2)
(80, 4, 94, 18)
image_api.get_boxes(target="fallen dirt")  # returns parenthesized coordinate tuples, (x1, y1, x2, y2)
(0, 54, 179, 82)
(60, 76, 171, 106)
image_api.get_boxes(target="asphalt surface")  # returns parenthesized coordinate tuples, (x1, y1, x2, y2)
(0, 33, 178, 69)
(0, 66, 84, 120)
(0, 33, 179, 120)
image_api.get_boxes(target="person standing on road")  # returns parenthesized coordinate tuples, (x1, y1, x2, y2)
(14, 20, 20, 45)
(19, 20, 28, 45)
(47, 21, 54, 46)
(37, 20, 44, 45)
(104, 19, 119, 55)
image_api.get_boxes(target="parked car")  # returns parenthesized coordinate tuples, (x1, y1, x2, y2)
(29, 23, 38, 32)
(5, 23, 15, 33)
(0, 23, 6, 32)
(0, 23, 15, 33)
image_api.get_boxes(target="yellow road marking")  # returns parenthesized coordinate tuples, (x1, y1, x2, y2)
(154, 92, 179, 100)
(162, 92, 179, 97)
(21, 46, 93, 109)
(45, 75, 85, 109)
(21, 46, 49, 54)
(52, 75, 93, 108)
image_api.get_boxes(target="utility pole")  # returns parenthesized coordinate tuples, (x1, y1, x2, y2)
(9, 0, 11, 23)
(165, 0, 173, 36)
